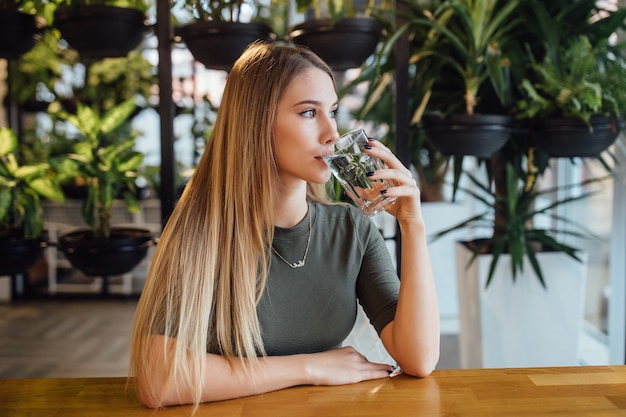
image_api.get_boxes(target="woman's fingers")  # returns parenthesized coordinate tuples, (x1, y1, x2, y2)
(363, 138, 423, 221)
(367, 139, 412, 174)
(307, 346, 395, 386)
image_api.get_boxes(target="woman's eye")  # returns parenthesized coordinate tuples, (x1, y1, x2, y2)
(300, 109, 316, 118)
(330, 108, 338, 118)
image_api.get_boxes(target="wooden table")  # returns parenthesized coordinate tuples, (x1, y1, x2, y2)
(1, 366, 625, 416)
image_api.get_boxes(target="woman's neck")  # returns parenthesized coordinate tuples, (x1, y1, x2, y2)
(273, 182, 309, 228)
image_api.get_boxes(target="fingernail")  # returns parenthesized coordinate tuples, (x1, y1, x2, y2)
(364, 144, 373, 150)
(366, 171, 375, 177)
(380, 189, 388, 195)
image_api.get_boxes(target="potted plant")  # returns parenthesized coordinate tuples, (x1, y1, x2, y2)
(0, 127, 65, 277)
(48, 98, 155, 294)
(288, 0, 387, 71)
(400, 0, 522, 158)
(0, 0, 50, 60)
(172, 0, 274, 71)
(53, 0, 150, 58)
(445, 148, 610, 368)
(512, 1, 626, 158)
(432, 0, 626, 368)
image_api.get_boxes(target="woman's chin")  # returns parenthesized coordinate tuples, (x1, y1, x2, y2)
(312, 171, 332, 184)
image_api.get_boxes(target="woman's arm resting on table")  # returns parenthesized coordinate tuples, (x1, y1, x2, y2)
(380, 221, 440, 377)
(362, 139, 440, 378)
(139, 335, 394, 408)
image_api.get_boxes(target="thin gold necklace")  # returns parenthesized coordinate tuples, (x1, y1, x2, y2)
(271, 212, 312, 269)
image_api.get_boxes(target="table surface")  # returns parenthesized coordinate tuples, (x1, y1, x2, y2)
(1, 365, 625, 416)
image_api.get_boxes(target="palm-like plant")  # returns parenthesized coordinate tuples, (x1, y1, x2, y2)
(437, 152, 607, 287)
(0, 127, 65, 239)
(406, 0, 522, 116)
(50, 98, 144, 239)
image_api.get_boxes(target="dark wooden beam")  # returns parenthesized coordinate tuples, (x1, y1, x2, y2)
(155, 0, 176, 225)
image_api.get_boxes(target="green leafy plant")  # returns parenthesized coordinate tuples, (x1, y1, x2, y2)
(514, 35, 626, 124)
(65, 49, 156, 114)
(437, 149, 607, 287)
(49, 98, 144, 239)
(0, 127, 65, 239)
(9, 29, 79, 108)
(509, 0, 626, 123)
(389, 0, 522, 116)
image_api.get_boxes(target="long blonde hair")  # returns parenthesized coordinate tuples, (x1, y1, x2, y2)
(130, 42, 335, 407)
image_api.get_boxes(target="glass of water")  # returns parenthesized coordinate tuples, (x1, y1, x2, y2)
(323, 128, 397, 217)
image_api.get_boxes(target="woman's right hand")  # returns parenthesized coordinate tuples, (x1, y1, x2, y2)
(303, 346, 394, 385)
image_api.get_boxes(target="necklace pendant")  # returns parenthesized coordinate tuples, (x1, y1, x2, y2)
(291, 260, 305, 268)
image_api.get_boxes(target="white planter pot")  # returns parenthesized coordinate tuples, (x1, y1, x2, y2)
(456, 241, 588, 368)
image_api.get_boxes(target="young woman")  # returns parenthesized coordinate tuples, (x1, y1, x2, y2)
(130, 41, 439, 409)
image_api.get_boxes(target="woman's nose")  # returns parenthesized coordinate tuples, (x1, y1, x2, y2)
(323, 132, 339, 145)
(320, 114, 338, 145)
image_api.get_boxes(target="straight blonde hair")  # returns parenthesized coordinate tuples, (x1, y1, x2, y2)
(129, 42, 335, 408)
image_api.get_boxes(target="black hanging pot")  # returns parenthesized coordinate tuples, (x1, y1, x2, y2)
(178, 21, 273, 71)
(0, 10, 45, 60)
(0, 231, 47, 276)
(421, 114, 514, 158)
(289, 17, 382, 71)
(54, 5, 148, 58)
(531, 116, 623, 158)
(58, 227, 155, 277)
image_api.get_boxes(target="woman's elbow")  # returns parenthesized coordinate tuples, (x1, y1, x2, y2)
(135, 371, 174, 409)
(138, 389, 162, 409)
(398, 350, 439, 378)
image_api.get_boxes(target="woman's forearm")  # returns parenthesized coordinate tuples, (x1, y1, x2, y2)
(139, 336, 393, 408)
(381, 221, 440, 377)
(138, 335, 308, 407)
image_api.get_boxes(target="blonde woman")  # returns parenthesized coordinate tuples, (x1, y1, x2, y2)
(130, 41, 440, 409)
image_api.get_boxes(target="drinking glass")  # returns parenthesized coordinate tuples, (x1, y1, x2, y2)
(324, 128, 397, 217)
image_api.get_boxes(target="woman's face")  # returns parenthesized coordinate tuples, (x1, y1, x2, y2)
(273, 66, 339, 186)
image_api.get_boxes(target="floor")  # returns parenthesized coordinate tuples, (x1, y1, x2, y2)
(0, 298, 461, 379)
(0, 299, 138, 378)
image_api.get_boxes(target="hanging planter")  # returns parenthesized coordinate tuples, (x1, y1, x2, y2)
(531, 116, 623, 158)
(54, 5, 148, 58)
(178, 21, 273, 71)
(0, 232, 48, 276)
(58, 227, 155, 277)
(421, 114, 514, 158)
(289, 17, 382, 71)
(0, 10, 45, 60)
(58, 227, 155, 296)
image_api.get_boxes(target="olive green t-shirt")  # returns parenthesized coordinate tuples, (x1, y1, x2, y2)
(258, 201, 400, 356)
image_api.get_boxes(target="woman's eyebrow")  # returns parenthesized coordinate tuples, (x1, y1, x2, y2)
(293, 99, 339, 107)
